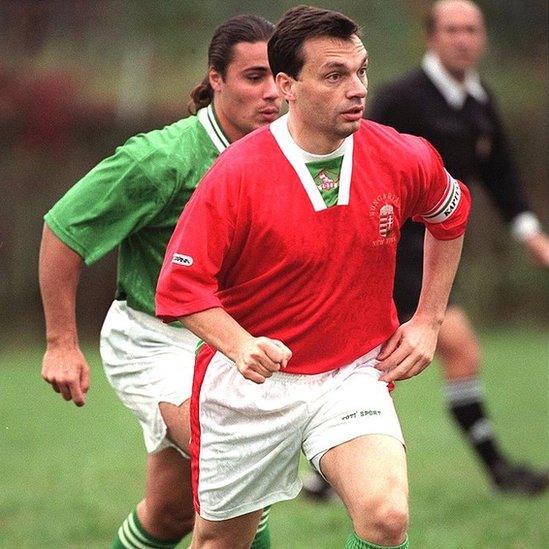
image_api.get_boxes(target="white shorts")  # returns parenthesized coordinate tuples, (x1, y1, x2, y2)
(190, 345, 405, 520)
(100, 300, 198, 454)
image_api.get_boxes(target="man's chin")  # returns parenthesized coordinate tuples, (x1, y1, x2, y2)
(338, 119, 361, 137)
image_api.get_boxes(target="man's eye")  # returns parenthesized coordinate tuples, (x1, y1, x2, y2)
(358, 67, 368, 78)
(326, 73, 341, 82)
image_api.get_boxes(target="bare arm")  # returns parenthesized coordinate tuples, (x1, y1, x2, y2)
(182, 307, 292, 384)
(39, 223, 90, 406)
(523, 232, 549, 267)
(377, 232, 464, 382)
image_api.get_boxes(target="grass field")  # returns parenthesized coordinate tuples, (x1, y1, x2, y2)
(1, 329, 548, 548)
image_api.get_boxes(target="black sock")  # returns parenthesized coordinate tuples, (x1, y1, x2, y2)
(444, 377, 505, 475)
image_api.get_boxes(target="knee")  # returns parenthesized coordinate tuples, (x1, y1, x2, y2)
(354, 494, 409, 546)
(148, 500, 195, 539)
(371, 499, 408, 545)
(442, 335, 482, 376)
(460, 338, 482, 370)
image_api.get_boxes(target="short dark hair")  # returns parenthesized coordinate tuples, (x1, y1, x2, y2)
(188, 14, 275, 114)
(268, 5, 360, 79)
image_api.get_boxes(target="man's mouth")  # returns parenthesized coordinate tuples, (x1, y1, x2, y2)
(258, 107, 280, 120)
(341, 106, 364, 121)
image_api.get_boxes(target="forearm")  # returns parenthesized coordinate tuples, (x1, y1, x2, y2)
(39, 223, 84, 347)
(181, 307, 254, 362)
(181, 307, 292, 383)
(415, 232, 464, 325)
(376, 232, 463, 382)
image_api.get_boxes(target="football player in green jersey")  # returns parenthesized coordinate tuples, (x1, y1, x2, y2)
(39, 15, 281, 549)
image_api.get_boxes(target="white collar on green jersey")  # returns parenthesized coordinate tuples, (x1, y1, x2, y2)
(197, 104, 230, 153)
(270, 114, 354, 212)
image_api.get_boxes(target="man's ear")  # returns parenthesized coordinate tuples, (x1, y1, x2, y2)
(276, 72, 296, 102)
(209, 68, 223, 92)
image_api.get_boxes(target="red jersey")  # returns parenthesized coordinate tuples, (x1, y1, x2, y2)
(156, 116, 470, 374)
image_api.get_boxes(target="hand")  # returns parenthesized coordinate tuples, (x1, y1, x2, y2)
(234, 337, 292, 384)
(524, 232, 549, 267)
(41, 345, 90, 406)
(375, 317, 440, 383)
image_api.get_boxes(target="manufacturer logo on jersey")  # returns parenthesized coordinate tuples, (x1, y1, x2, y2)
(378, 204, 394, 238)
(172, 253, 193, 266)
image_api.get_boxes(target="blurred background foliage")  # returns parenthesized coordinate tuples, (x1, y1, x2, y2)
(0, 0, 547, 343)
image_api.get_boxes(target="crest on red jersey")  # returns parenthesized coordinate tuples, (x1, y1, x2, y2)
(378, 204, 394, 237)
(316, 170, 338, 191)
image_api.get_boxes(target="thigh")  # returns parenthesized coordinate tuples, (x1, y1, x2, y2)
(437, 305, 479, 354)
(320, 434, 408, 516)
(158, 398, 191, 454)
(436, 305, 481, 376)
(192, 347, 304, 521)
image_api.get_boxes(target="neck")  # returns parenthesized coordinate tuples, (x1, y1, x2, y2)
(211, 99, 243, 144)
(446, 67, 466, 83)
(287, 114, 344, 155)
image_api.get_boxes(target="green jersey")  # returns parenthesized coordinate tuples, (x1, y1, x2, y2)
(44, 105, 229, 317)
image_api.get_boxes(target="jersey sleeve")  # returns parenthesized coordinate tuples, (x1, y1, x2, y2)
(44, 141, 174, 265)
(155, 158, 237, 323)
(411, 139, 471, 240)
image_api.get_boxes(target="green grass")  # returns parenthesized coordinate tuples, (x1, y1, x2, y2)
(1, 329, 547, 548)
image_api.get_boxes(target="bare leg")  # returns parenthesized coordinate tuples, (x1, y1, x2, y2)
(135, 399, 194, 540)
(159, 398, 192, 453)
(437, 306, 549, 495)
(436, 305, 481, 380)
(190, 509, 264, 549)
(137, 446, 195, 539)
(321, 435, 408, 546)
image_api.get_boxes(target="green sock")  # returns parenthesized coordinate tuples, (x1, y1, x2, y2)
(250, 506, 272, 549)
(112, 509, 180, 548)
(345, 531, 409, 549)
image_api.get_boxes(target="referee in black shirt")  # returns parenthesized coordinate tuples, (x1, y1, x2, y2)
(303, 0, 548, 499)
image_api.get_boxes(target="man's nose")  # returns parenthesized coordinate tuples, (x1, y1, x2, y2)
(263, 77, 280, 100)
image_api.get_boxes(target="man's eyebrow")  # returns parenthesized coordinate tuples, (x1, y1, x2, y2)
(321, 55, 369, 71)
(241, 65, 270, 73)
(322, 61, 350, 71)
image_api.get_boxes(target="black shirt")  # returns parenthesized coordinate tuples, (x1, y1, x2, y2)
(369, 68, 529, 221)
(368, 67, 531, 317)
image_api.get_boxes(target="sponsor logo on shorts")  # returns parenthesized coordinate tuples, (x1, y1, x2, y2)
(341, 409, 382, 421)
(172, 253, 193, 266)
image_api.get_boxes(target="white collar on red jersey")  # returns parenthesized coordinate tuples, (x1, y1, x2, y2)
(422, 52, 488, 109)
(269, 114, 354, 212)
(197, 104, 230, 153)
